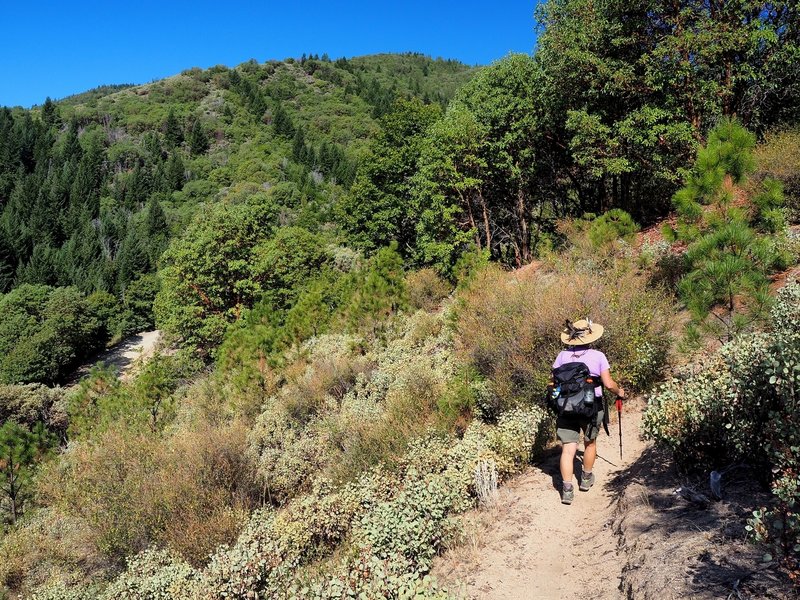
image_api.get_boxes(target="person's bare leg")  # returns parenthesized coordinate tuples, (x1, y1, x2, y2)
(560, 442, 578, 485)
(583, 438, 597, 474)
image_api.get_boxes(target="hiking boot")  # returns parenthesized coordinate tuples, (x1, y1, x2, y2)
(561, 486, 574, 505)
(579, 472, 595, 492)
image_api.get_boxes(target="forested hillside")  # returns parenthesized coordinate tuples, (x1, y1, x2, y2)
(0, 53, 473, 383)
(1, 1, 800, 598)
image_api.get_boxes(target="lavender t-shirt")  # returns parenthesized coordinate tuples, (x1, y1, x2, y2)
(553, 348, 610, 397)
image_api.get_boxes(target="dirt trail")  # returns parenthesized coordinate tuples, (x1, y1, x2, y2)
(67, 330, 162, 385)
(433, 404, 648, 599)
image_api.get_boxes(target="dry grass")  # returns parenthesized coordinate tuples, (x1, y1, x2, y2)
(406, 268, 452, 311)
(37, 420, 259, 567)
(455, 263, 673, 410)
(756, 128, 800, 223)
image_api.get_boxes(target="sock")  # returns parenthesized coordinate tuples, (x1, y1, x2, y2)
(583, 471, 592, 477)
(563, 482, 573, 491)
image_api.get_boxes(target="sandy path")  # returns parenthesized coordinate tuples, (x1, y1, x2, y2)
(67, 330, 162, 385)
(433, 404, 648, 599)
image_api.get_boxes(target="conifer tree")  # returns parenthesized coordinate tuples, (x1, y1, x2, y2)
(292, 127, 307, 164)
(144, 196, 169, 266)
(188, 120, 209, 155)
(272, 102, 295, 138)
(16, 244, 62, 286)
(40, 97, 60, 128)
(166, 152, 185, 191)
(0, 235, 14, 292)
(163, 109, 183, 148)
(126, 163, 150, 207)
(668, 119, 785, 342)
(0, 421, 54, 524)
(61, 120, 82, 164)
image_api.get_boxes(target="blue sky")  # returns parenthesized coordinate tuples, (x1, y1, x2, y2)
(0, 1, 540, 108)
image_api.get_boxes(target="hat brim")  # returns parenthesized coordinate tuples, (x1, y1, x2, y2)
(560, 322, 604, 345)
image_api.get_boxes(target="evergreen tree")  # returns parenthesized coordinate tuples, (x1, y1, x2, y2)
(61, 120, 82, 164)
(349, 241, 407, 330)
(272, 102, 295, 138)
(188, 120, 209, 155)
(292, 127, 307, 164)
(0, 108, 19, 201)
(142, 131, 163, 161)
(0, 234, 14, 292)
(61, 216, 105, 293)
(166, 152, 185, 191)
(40, 97, 60, 128)
(0, 421, 54, 524)
(126, 162, 150, 207)
(14, 113, 41, 173)
(163, 109, 183, 148)
(15, 243, 62, 287)
(337, 97, 442, 254)
(668, 120, 785, 342)
(144, 195, 169, 266)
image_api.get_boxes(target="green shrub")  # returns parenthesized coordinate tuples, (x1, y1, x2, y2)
(101, 402, 550, 599)
(0, 384, 67, 436)
(588, 209, 639, 248)
(98, 547, 199, 600)
(644, 283, 800, 583)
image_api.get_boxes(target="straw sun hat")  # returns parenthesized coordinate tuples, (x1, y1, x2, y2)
(560, 319, 604, 346)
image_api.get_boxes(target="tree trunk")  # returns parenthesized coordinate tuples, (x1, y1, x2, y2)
(463, 191, 481, 249)
(478, 190, 492, 250)
(517, 188, 530, 263)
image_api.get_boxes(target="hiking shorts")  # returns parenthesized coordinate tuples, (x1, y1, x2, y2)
(557, 410, 604, 444)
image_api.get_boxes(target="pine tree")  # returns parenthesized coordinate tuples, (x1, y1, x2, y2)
(0, 421, 54, 524)
(40, 97, 60, 128)
(272, 102, 295, 138)
(163, 109, 183, 148)
(188, 120, 209, 155)
(669, 120, 784, 342)
(166, 153, 185, 191)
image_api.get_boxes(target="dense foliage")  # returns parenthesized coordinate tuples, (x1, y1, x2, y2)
(643, 284, 800, 581)
(0, 285, 117, 384)
(0, 54, 473, 383)
(1, 0, 800, 596)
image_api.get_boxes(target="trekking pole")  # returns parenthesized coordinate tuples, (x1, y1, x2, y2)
(615, 395, 623, 459)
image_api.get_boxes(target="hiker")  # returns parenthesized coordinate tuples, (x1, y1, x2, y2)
(551, 319, 624, 505)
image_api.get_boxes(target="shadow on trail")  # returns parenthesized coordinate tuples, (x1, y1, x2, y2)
(603, 443, 792, 598)
(537, 445, 587, 491)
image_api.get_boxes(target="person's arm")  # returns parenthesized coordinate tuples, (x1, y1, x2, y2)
(600, 369, 625, 398)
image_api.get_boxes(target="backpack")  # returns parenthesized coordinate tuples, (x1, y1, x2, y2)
(546, 361, 602, 418)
